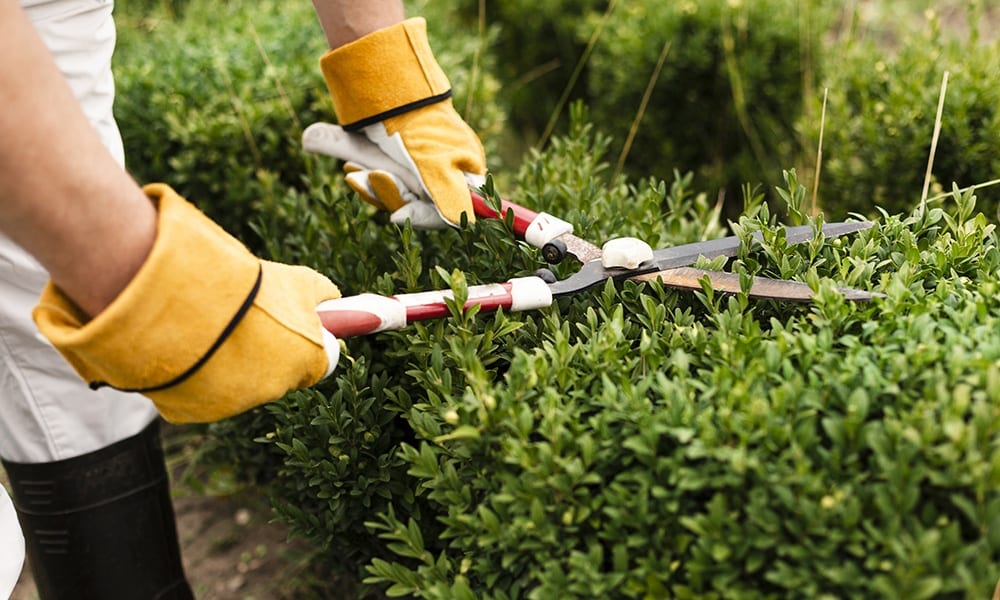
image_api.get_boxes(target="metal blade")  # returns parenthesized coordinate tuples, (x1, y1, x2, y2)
(556, 232, 603, 264)
(547, 221, 876, 298)
(547, 260, 656, 297)
(650, 221, 874, 270)
(631, 267, 882, 302)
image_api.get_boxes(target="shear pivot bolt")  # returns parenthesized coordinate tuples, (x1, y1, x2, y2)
(602, 237, 654, 269)
(542, 239, 568, 264)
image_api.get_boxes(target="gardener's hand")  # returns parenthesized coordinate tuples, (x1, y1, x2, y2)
(303, 17, 486, 229)
(33, 184, 342, 424)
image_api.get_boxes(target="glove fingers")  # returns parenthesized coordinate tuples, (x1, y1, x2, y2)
(390, 201, 452, 230)
(304, 122, 425, 191)
(345, 171, 387, 211)
(371, 106, 486, 226)
(302, 122, 382, 166)
(358, 131, 427, 197)
(368, 170, 418, 213)
(256, 261, 341, 380)
(414, 161, 479, 226)
(345, 170, 420, 214)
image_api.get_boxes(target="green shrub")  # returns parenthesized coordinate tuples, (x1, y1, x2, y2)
(800, 6, 1000, 218)
(113, 1, 328, 238)
(205, 110, 1000, 598)
(587, 1, 831, 206)
(455, 0, 606, 140)
(465, 0, 831, 213)
(113, 3, 1000, 598)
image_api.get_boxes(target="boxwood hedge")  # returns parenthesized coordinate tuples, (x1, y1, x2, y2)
(207, 120, 1000, 599)
(112, 1, 1000, 597)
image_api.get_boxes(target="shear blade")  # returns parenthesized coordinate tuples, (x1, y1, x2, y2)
(632, 267, 881, 302)
(547, 221, 879, 300)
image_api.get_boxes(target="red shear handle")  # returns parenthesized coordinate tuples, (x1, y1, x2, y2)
(469, 191, 575, 249)
(317, 277, 554, 338)
(470, 191, 539, 238)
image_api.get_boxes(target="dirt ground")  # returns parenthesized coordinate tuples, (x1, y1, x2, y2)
(7, 485, 313, 600)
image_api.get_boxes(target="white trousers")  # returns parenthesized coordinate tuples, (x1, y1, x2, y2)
(2, 1, 160, 594)
(2, 0, 159, 463)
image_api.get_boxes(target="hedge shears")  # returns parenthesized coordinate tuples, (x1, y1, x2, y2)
(316, 192, 879, 338)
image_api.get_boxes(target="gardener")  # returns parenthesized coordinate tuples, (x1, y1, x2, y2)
(0, 0, 485, 597)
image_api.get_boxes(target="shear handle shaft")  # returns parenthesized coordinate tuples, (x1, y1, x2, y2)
(317, 277, 553, 338)
(470, 191, 577, 250)
(470, 191, 539, 239)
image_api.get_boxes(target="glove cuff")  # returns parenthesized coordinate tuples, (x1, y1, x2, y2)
(33, 183, 261, 394)
(319, 17, 452, 130)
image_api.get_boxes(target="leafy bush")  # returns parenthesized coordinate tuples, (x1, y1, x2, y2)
(113, 2, 1000, 598)
(113, 1, 328, 238)
(464, 0, 831, 212)
(586, 1, 831, 205)
(454, 0, 606, 140)
(206, 111, 1000, 598)
(799, 6, 1000, 218)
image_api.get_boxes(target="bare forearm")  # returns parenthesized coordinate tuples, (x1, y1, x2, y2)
(0, 0, 156, 318)
(310, 0, 405, 48)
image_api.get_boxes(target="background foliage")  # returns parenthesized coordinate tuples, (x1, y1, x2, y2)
(798, 4, 1000, 218)
(457, 0, 832, 216)
(113, 0, 1000, 597)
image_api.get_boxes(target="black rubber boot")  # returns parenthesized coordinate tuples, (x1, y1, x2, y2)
(2, 419, 194, 600)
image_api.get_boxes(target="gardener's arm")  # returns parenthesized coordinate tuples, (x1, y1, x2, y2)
(0, 0, 156, 318)
(0, 0, 342, 422)
(310, 0, 405, 48)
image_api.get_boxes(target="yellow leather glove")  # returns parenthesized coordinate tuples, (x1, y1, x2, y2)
(304, 17, 486, 229)
(32, 184, 342, 423)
